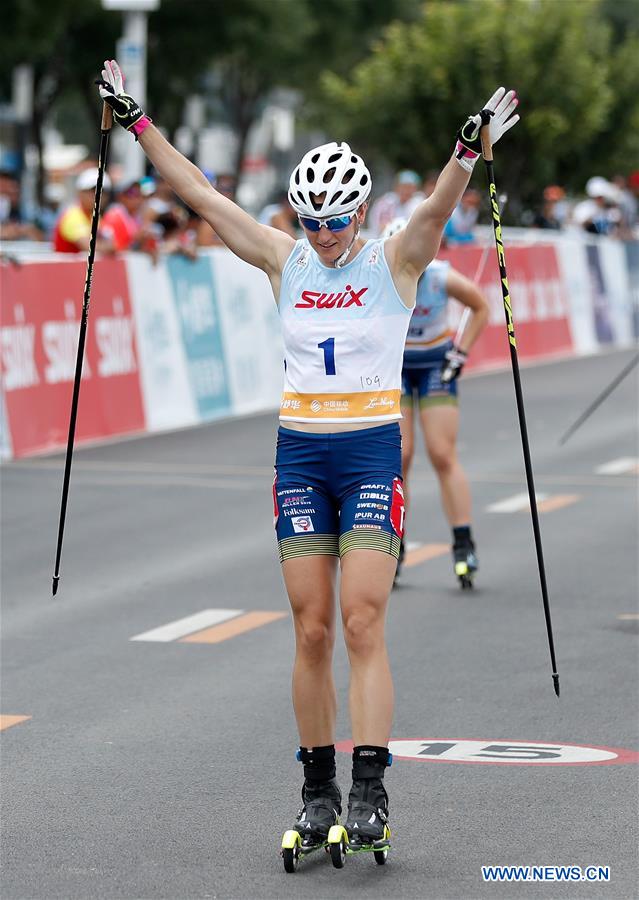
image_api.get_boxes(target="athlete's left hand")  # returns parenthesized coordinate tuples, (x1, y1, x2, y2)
(441, 345, 468, 383)
(455, 88, 519, 171)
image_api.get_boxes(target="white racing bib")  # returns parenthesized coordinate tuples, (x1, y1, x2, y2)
(278, 239, 411, 423)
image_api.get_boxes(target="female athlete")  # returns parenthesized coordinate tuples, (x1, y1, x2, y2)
(97, 60, 519, 859)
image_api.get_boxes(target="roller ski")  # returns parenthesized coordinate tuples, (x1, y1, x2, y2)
(328, 745, 392, 868)
(453, 537, 478, 590)
(281, 746, 342, 873)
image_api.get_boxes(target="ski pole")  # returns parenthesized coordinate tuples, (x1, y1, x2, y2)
(52, 103, 113, 596)
(558, 352, 639, 446)
(480, 125, 560, 697)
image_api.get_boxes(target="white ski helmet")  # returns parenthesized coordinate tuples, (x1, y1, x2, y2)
(381, 217, 408, 239)
(288, 141, 372, 218)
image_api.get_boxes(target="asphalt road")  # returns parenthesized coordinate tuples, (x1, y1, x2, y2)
(2, 349, 638, 899)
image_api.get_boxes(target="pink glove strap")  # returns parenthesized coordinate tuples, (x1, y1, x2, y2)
(454, 140, 479, 173)
(131, 115, 152, 138)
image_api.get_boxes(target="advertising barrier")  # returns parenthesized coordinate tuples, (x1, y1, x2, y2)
(1, 257, 144, 458)
(1, 236, 637, 459)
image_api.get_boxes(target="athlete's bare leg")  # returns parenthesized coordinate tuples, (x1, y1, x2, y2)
(283, 554, 338, 747)
(399, 399, 415, 513)
(421, 403, 472, 526)
(339, 549, 396, 746)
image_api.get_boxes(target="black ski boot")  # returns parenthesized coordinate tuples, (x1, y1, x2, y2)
(294, 777, 342, 842)
(282, 745, 342, 872)
(328, 745, 391, 866)
(452, 527, 478, 589)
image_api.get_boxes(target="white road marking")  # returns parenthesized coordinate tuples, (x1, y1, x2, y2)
(595, 457, 639, 475)
(487, 493, 546, 513)
(131, 609, 242, 642)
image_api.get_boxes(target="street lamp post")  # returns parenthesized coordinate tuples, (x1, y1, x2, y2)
(101, 0, 160, 182)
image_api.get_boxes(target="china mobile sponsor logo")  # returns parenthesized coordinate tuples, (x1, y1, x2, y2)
(295, 285, 368, 309)
(481, 866, 610, 883)
(310, 399, 349, 413)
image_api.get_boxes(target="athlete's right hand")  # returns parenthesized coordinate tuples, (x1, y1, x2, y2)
(95, 60, 151, 138)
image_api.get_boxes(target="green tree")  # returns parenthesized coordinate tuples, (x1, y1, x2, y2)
(318, 0, 639, 206)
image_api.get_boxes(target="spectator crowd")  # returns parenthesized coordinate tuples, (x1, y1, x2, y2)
(2, 162, 639, 256)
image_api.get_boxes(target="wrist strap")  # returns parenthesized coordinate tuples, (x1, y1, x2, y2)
(454, 140, 479, 173)
(131, 115, 152, 139)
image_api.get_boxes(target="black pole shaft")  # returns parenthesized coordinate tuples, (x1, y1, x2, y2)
(52, 114, 111, 596)
(559, 352, 639, 446)
(482, 151, 560, 697)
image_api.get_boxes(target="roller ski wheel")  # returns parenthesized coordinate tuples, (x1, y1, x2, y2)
(327, 824, 348, 868)
(281, 776, 341, 872)
(453, 542, 478, 590)
(281, 829, 328, 873)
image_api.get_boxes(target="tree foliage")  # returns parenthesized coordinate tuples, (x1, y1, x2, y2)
(318, 0, 639, 204)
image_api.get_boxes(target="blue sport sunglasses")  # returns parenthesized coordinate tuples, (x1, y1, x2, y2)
(298, 213, 353, 233)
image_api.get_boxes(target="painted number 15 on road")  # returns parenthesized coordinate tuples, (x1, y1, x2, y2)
(388, 739, 639, 766)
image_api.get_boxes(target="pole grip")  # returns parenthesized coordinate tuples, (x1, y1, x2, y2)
(101, 103, 113, 131)
(480, 124, 493, 162)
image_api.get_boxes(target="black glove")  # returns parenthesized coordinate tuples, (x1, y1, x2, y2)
(441, 346, 467, 384)
(96, 60, 151, 137)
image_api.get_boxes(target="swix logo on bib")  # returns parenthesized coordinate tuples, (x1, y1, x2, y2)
(295, 285, 368, 309)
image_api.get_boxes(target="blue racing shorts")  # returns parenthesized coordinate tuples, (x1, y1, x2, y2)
(402, 340, 458, 408)
(273, 423, 404, 562)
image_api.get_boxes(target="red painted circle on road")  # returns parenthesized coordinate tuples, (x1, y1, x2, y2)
(335, 739, 639, 766)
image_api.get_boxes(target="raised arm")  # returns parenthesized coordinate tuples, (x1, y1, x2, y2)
(97, 60, 294, 279)
(387, 88, 519, 281)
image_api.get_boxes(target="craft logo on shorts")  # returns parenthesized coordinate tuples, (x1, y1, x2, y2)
(292, 516, 314, 533)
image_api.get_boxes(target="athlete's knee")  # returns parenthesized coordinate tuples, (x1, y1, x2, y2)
(428, 444, 456, 475)
(294, 617, 335, 662)
(342, 602, 385, 657)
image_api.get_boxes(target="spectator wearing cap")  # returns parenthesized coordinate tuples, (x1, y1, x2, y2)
(443, 187, 481, 244)
(370, 169, 425, 236)
(101, 179, 153, 252)
(573, 177, 621, 235)
(53, 168, 114, 253)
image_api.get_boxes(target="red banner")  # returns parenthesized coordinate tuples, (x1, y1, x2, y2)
(1, 257, 145, 458)
(442, 243, 574, 372)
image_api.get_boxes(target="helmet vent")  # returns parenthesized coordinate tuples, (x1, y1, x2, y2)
(360, 174, 369, 185)
(342, 168, 356, 184)
(328, 153, 342, 163)
(294, 170, 300, 185)
(323, 167, 336, 185)
(329, 191, 343, 204)
(343, 191, 359, 206)
(306, 167, 315, 183)
(311, 153, 320, 163)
